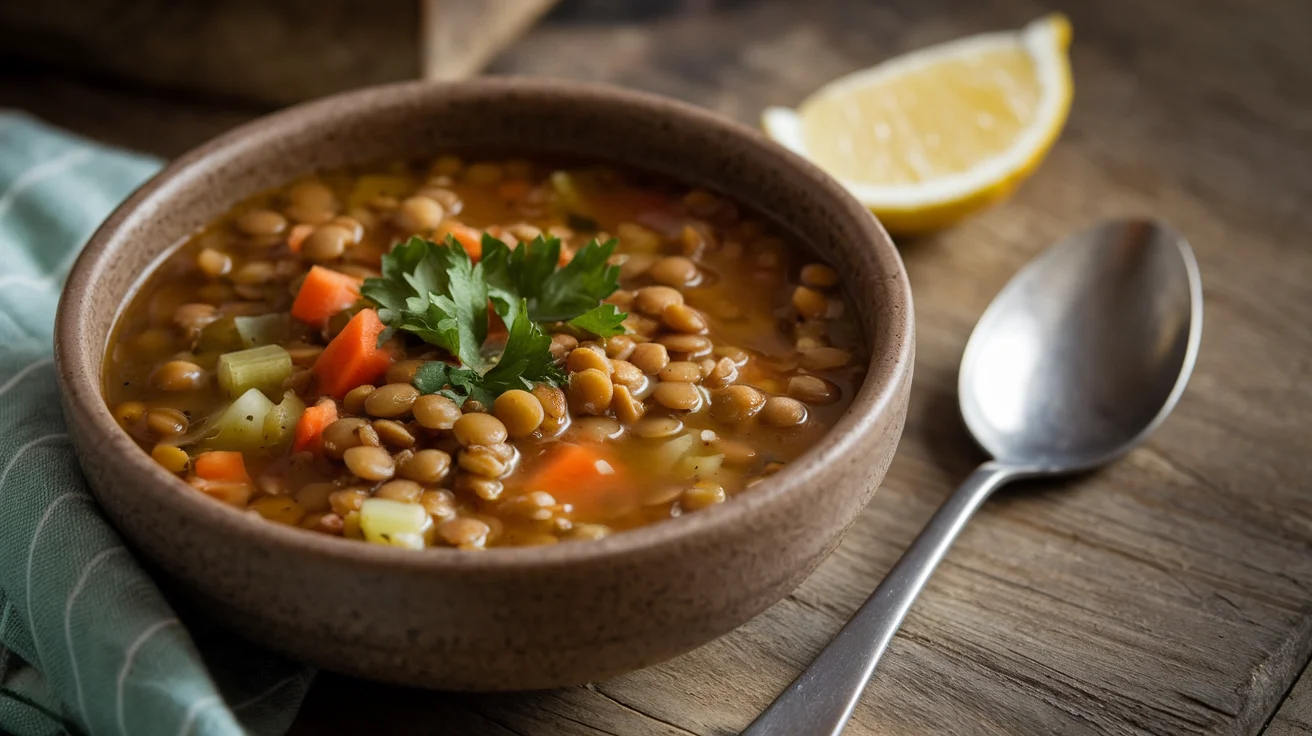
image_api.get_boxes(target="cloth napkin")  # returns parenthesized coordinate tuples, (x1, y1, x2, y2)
(0, 112, 314, 736)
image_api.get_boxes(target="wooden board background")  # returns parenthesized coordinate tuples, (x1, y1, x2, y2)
(2, 0, 1310, 733)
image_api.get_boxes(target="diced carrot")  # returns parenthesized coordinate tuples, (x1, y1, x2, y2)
(525, 443, 627, 517)
(497, 179, 531, 201)
(291, 266, 362, 324)
(194, 451, 250, 483)
(444, 222, 484, 261)
(293, 398, 338, 453)
(311, 308, 393, 399)
(287, 223, 314, 254)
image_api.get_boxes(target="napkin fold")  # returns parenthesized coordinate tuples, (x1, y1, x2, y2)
(0, 112, 313, 736)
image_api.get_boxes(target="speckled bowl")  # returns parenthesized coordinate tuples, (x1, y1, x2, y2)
(54, 78, 913, 690)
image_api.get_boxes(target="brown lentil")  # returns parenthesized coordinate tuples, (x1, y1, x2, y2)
(657, 334, 713, 358)
(301, 225, 352, 262)
(609, 360, 645, 391)
(145, 408, 188, 437)
(531, 385, 567, 420)
(398, 449, 452, 484)
(633, 285, 684, 316)
(659, 361, 703, 383)
(760, 396, 808, 427)
(152, 361, 205, 392)
(395, 196, 445, 231)
(648, 256, 700, 287)
(438, 517, 491, 547)
(568, 368, 613, 415)
(682, 481, 727, 511)
(385, 359, 425, 386)
(453, 413, 508, 447)
(364, 383, 420, 418)
(236, 209, 288, 237)
(566, 346, 612, 375)
(374, 479, 423, 504)
(801, 262, 840, 288)
(793, 286, 829, 320)
(321, 418, 367, 458)
(611, 385, 645, 424)
(372, 419, 416, 449)
(343, 445, 395, 482)
(662, 303, 708, 334)
(787, 374, 839, 405)
(652, 381, 703, 411)
(631, 416, 684, 438)
(413, 394, 462, 430)
(710, 385, 766, 423)
(604, 335, 636, 360)
(493, 389, 545, 438)
(800, 347, 853, 371)
(629, 342, 670, 374)
(151, 444, 189, 473)
(459, 445, 510, 478)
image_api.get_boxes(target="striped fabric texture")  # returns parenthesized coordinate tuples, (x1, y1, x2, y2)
(0, 112, 313, 736)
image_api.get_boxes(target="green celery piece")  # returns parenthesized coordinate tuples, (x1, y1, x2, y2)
(234, 313, 290, 348)
(549, 170, 581, 211)
(197, 316, 242, 353)
(263, 391, 306, 449)
(217, 345, 292, 399)
(198, 388, 276, 452)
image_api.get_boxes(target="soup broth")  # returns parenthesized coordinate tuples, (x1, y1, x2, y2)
(103, 156, 864, 549)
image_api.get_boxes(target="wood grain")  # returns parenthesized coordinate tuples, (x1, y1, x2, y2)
(3, 0, 1310, 733)
(0, 0, 560, 105)
(1268, 664, 1312, 735)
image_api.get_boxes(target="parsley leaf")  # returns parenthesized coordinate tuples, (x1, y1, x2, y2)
(567, 303, 627, 337)
(360, 236, 487, 367)
(364, 236, 577, 405)
(481, 233, 625, 331)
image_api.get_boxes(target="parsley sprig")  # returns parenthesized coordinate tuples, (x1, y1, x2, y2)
(360, 234, 626, 405)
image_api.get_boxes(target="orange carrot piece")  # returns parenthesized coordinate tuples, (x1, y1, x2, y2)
(526, 443, 627, 517)
(311, 308, 393, 399)
(291, 266, 362, 324)
(445, 222, 484, 261)
(287, 223, 314, 254)
(293, 398, 338, 453)
(194, 451, 250, 483)
(497, 179, 531, 201)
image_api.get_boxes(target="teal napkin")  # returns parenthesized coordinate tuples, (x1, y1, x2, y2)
(0, 112, 314, 736)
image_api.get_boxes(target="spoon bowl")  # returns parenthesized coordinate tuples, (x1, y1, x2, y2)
(961, 219, 1203, 471)
(745, 218, 1203, 736)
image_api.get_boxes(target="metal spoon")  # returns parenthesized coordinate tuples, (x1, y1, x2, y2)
(743, 219, 1203, 736)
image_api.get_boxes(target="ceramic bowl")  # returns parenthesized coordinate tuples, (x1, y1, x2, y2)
(54, 78, 914, 690)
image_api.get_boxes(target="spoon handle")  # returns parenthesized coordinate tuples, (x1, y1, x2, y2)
(741, 461, 1021, 736)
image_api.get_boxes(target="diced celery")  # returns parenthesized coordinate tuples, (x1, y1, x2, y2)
(263, 391, 306, 449)
(550, 170, 581, 211)
(234, 313, 290, 348)
(197, 316, 242, 353)
(359, 498, 432, 550)
(198, 388, 276, 452)
(217, 345, 292, 398)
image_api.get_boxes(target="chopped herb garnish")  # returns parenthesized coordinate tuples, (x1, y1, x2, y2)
(362, 234, 618, 404)
(481, 234, 626, 336)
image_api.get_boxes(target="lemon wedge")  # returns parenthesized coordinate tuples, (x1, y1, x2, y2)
(763, 14, 1073, 235)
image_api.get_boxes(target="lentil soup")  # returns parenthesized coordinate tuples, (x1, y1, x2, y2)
(103, 156, 864, 549)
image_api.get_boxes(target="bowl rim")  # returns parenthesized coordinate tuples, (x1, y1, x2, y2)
(56, 76, 914, 572)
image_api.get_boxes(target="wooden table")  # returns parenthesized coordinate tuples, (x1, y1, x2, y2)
(4, 0, 1310, 733)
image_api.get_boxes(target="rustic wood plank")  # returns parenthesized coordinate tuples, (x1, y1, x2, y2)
(421, 0, 563, 81)
(3, 0, 1310, 734)
(0, 0, 559, 105)
(1267, 663, 1312, 735)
